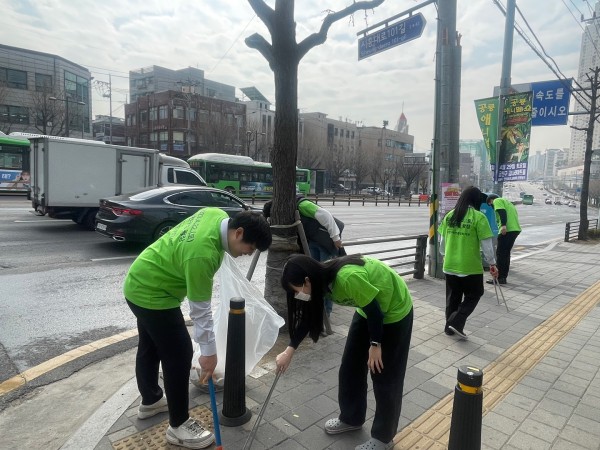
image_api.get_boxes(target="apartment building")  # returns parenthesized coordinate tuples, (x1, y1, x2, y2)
(0, 44, 92, 137)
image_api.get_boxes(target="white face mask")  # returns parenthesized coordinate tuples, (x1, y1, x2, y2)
(294, 283, 311, 302)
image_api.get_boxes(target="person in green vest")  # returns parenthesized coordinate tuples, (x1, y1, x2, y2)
(123, 208, 271, 449)
(276, 254, 413, 450)
(263, 195, 344, 318)
(439, 186, 498, 339)
(485, 193, 522, 285)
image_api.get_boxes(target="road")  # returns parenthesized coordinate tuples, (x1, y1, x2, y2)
(0, 189, 596, 393)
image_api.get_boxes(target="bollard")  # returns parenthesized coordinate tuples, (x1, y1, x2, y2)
(448, 365, 483, 450)
(219, 297, 252, 427)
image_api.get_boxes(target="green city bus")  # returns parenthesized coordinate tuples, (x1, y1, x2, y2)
(187, 153, 310, 197)
(0, 133, 31, 194)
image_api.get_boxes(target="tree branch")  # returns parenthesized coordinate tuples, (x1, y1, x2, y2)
(571, 125, 589, 131)
(297, 0, 385, 60)
(245, 33, 275, 67)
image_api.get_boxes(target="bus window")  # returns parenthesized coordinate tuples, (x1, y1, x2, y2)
(296, 171, 307, 182)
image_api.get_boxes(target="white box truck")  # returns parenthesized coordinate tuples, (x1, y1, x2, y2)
(19, 134, 205, 229)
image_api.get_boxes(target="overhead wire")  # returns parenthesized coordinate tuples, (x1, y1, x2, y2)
(492, 0, 590, 114)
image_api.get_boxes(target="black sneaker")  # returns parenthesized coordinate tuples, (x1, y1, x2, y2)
(448, 325, 468, 339)
(444, 326, 455, 336)
(486, 278, 507, 285)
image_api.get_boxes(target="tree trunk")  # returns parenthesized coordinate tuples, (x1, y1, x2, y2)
(578, 68, 599, 240)
(264, 5, 301, 319)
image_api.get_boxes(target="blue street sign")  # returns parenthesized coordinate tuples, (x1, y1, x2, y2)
(358, 13, 426, 60)
(531, 79, 572, 126)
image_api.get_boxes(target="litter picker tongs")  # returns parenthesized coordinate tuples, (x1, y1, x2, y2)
(491, 278, 509, 312)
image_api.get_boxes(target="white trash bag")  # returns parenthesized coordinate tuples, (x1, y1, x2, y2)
(192, 253, 285, 381)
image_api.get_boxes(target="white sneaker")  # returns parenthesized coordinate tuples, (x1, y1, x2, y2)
(137, 395, 168, 419)
(166, 417, 215, 449)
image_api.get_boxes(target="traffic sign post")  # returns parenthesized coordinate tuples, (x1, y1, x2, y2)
(358, 13, 426, 60)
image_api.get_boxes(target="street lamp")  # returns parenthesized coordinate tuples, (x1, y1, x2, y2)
(49, 96, 86, 137)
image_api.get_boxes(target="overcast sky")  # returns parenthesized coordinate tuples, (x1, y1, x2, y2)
(1, 0, 596, 153)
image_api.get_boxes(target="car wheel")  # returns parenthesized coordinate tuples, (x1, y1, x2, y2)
(154, 221, 177, 241)
(83, 210, 97, 231)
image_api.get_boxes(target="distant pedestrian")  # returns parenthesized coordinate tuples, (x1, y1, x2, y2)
(124, 208, 271, 449)
(276, 254, 413, 450)
(439, 186, 498, 339)
(485, 193, 521, 285)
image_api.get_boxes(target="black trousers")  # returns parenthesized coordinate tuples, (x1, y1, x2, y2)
(445, 274, 484, 330)
(126, 299, 193, 427)
(338, 308, 413, 443)
(496, 231, 520, 279)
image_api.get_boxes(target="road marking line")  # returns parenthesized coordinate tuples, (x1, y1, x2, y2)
(394, 280, 600, 448)
(91, 256, 137, 262)
(14, 220, 70, 224)
(0, 329, 138, 397)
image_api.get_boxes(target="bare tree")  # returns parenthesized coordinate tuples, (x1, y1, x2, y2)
(569, 67, 600, 239)
(0, 81, 13, 134)
(324, 143, 350, 185)
(297, 133, 324, 169)
(397, 159, 429, 197)
(246, 0, 385, 317)
(351, 144, 371, 192)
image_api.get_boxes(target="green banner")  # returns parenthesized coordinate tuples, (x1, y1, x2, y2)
(474, 97, 499, 165)
(497, 92, 532, 182)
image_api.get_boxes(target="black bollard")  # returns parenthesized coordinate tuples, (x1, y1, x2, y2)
(448, 365, 483, 450)
(219, 297, 252, 427)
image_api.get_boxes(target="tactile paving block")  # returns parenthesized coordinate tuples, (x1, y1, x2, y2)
(112, 406, 214, 449)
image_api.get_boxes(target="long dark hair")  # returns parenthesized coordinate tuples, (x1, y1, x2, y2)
(448, 186, 483, 227)
(281, 254, 365, 342)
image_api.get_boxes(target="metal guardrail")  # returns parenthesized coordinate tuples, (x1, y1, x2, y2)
(246, 193, 429, 207)
(343, 234, 428, 279)
(314, 193, 430, 207)
(565, 219, 599, 242)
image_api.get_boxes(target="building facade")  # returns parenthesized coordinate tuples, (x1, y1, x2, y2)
(239, 86, 274, 162)
(298, 112, 414, 193)
(129, 66, 235, 103)
(92, 115, 125, 145)
(124, 90, 245, 157)
(569, 1, 600, 164)
(0, 44, 92, 138)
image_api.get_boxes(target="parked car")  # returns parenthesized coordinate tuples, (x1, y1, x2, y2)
(568, 201, 577, 208)
(361, 187, 386, 196)
(554, 199, 562, 205)
(95, 186, 259, 243)
(331, 183, 350, 194)
(545, 198, 552, 205)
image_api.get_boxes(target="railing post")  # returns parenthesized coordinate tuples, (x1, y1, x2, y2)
(414, 235, 427, 279)
(347, 194, 351, 206)
(565, 222, 570, 242)
(252, 193, 256, 205)
(362, 196, 365, 206)
(332, 192, 336, 206)
(314, 194, 318, 205)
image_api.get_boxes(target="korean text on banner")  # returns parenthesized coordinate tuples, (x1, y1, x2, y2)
(531, 79, 572, 126)
(474, 97, 499, 166)
(498, 92, 532, 182)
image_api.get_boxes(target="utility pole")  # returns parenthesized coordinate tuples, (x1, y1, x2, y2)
(429, 0, 461, 278)
(93, 77, 114, 144)
(176, 78, 199, 156)
(494, 0, 516, 196)
(571, 67, 600, 240)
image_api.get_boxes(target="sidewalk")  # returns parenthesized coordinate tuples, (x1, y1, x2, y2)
(4, 239, 600, 450)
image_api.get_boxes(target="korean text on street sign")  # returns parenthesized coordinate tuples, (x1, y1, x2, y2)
(358, 13, 426, 60)
(531, 79, 572, 126)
